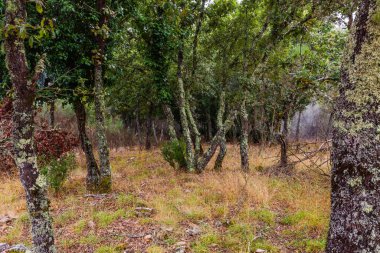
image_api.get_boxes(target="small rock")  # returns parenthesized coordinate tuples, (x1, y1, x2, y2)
(175, 241, 186, 253)
(161, 226, 174, 232)
(214, 220, 223, 227)
(88, 220, 96, 230)
(0, 216, 14, 224)
(255, 249, 266, 253)
(4, 244, 31, 252)
(144, 234, 152, 241)
(135, 207, 154, 217)
(0, 243, 9, 251)
(185, 225, 201, 236)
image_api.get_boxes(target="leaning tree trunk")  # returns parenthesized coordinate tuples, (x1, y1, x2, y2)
(74, 99, 101, 192)
(185, 98, 201, 168)
(177, 48, 195, 172)
(327, 1, 380, 252)
(214, 90, 227, 171)
(4, 1, 56, 252)
(93, 0, 111, 192)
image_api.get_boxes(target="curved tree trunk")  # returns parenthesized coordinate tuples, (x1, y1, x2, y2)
(327, 1, 380, 252)
(214, 90, 227, 171)
(186, 98, 201, 168)
(162, 104, 177, 141)
(74, 99, 101, 192)
(177, 48, 195, 172)
(4, 1, 56, 252)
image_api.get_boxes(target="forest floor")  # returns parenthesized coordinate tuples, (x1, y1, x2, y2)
(0, 144, 330, 253)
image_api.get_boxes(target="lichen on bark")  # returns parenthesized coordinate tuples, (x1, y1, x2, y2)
(327, 0, 380, 252)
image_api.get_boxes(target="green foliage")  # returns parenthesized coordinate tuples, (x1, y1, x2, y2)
(161, 139, 187, 170)
(250, 209, 276, 226)
(40, 153, 76, 192)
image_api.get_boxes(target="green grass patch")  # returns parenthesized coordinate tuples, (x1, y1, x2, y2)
(146, 245, 165, 253)
(93, 209, 125, 228)
(250, 209, 276, 226)
(79, 234, 100, 245)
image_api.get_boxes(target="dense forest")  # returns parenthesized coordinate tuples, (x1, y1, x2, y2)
(0, 0, 379, 252)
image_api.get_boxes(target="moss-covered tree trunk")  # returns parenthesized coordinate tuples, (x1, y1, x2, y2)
(4, 1, 56, 252)
(74, 99, 101, 191)
(214, 90, 227, 171)
(162, 104, 177, 141)
(186, 98, 201, 168)
(177, 48, 195, 172)
(93, 0, 111, 192)
(327, 0, 380, 251)
(240, 13, 250, 172)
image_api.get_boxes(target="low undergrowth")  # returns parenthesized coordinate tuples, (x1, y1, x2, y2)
(0, 145, 330, 252)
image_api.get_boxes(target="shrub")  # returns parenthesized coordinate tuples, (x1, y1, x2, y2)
(39, 152, 77, 192)
(161, 139, 187, 170)
(0, 97, 78, 173)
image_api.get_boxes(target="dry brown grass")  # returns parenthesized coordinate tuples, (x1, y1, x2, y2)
(0, 144, 331, 253)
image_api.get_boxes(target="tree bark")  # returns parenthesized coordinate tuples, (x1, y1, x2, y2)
(295, 111, 301, 143)
(197, 111, 236, 172)
(327, 1, 380, 252)
(186, 98, 201, 168)
(177, 48, 195, 172)
(162, 104, 177, 141)
(279, 112, 289, 168)
(4, 1, 56, 252)
(240, 98, 250, 172)
(93, 0, 111, 192)
(239, 8, 250, 172)
(74, 99, 101, 192)
(214, 90, 227, 171)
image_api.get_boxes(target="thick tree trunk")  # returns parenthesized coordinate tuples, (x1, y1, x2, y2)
(4, 1, 56, 252)
(327, 1, 380, 252)
(94, 63, 112, 192)
(74, 99, 101, 192)
(186, 98, 201, 167)
(93, 0, 111, 192)
(177, 48, 195, 171)
(240, 11, 250, 172)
